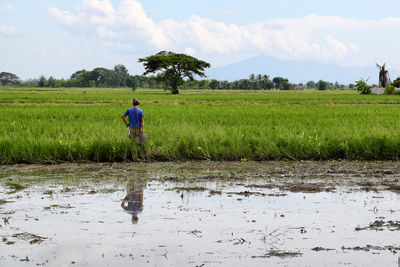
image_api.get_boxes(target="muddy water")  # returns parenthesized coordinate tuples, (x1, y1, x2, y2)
(1, 162, 400, 266)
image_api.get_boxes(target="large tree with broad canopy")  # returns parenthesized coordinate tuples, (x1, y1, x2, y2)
(0, 72, 21, 86)
(138, 51, 211, 94)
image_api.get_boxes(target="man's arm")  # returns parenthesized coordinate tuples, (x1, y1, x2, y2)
(140, 117, 144, 132)
(122, 113, 129, 127)
(121, 194, 129, 208)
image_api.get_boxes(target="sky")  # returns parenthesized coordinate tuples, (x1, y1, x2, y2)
(1, 0, 400, 79)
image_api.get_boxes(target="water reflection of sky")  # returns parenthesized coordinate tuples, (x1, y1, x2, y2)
(0, 178, 399, 266)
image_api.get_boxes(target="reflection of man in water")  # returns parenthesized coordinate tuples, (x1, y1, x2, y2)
(121, 178, 145, 224)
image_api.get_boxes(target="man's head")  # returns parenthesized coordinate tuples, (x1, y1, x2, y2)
(132, 215, 139, 224)
(133, 98, 140, 106)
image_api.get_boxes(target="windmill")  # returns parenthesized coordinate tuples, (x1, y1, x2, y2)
(376, 63, 391, 88)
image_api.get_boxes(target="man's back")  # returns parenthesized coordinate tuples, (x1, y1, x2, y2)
(125, 107, 144, 129)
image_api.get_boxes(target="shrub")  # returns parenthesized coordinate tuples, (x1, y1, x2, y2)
(355, 78, 370, 94)
(384, 84, 395, 95)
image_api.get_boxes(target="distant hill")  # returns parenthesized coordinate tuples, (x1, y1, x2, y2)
(206, 55, 399, 85)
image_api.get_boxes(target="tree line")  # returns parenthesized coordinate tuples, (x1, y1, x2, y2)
(0, 69, 352, 91)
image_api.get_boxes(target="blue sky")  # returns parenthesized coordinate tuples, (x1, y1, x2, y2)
(1, 0, 400, 79)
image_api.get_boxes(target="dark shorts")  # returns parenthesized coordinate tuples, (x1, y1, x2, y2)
(129, 128, 142, 139)
(129, 128, 147, 144)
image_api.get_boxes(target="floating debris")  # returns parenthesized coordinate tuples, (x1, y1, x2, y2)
(169, 186, 208, 192)
(341, 245, 400, 253)
(311, 247, 335, 251)
(252, 250, 302, 258)
(355, 220, 400, 231)
(12, 232, 47, 244)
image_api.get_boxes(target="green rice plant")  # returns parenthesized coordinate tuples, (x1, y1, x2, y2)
(1, 88, 400, 162)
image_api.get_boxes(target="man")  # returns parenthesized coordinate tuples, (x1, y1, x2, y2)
(121, 177, 145, 224)
(122, 98, 145, 143)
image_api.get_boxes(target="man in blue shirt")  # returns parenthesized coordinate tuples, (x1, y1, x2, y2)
(121, 177, 145, 224)
(122, 98, 145, 143)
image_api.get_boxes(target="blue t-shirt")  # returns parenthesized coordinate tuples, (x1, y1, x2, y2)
(124, 107, 144, 129)
(122, 193, 143, 216)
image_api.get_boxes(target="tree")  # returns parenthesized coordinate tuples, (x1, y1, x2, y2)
(47, 76, 56, 87)
(113, 64, 129, 87)
(76, 70, 92, 87)
(306, 81, 316, 88)
(259, 74, 273, 90)
(266, 81, 274, 89)
(249, 74, 257, 89)
(69, 66, 130, 88)
(23, 79, 39, 87)
(138, 51, 211, 94)
(282, 82, 292, 90)
(272, 77, 289, 89)
(0, 72, 21, 86)
(256, 74, 263, 89)
(125, 75, 139, 91)
(148, 76, 156, 88)
(334, 81, 340, 89)
(38, 76, 47, 87)
(318, 80, 328, 90)
(393, 77, 400, 88)
(198, 80, 209, 89)
(219, 81, 231, 89)
(92, 67, 114, 87)
(209, 79, 220, 89)
(240, 79, 252, 90)
(70, 70, 86, 80)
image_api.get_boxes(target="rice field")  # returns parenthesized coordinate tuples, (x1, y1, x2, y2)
(1, 87, 400, 163)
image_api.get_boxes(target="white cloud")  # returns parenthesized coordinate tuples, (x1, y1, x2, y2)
(96, 27, 116, 38)
(118, 0, 169, 47)
(49, 0, 169, 47)
(78, 0, 116, 25)
(48, 0, 400, 64)
(0, 25, 19, 36)
(49, 8, 80, 25)
(163, 15, 244, 54)
(184, 47, 197, 56)
(324, 36, 348, 58)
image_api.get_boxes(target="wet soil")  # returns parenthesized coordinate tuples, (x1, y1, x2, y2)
(0, 161, 400, 266)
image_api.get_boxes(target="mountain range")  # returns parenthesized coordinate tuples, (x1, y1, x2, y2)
(206, 55, 399, 85)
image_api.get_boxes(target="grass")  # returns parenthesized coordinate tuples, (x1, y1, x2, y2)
(0, 199, 13, 204)
(4, 181, 26, 192)
(1, 87, 400, 163)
